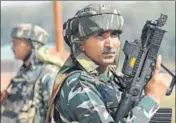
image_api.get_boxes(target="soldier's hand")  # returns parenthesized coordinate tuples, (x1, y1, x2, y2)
(145, 55, 171, 104)
(1, 89, 8, 104)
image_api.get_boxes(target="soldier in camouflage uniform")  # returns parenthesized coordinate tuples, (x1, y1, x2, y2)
(51, 4, 171, 123)
(1, 23, 60, 123)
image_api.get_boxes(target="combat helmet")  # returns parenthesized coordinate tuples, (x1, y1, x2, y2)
(63, 3, 124, 47)
(63, 3, 124, 72)
(11, 23, 49, 47)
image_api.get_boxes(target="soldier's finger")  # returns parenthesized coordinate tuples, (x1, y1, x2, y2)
(154, 55, 162, 74)
(159, 73, 172, 87)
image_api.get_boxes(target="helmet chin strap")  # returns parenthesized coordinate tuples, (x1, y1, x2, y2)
(23, 39, 44, 64)
(23, 39, 33, 62)
(23, 49, 33, 62)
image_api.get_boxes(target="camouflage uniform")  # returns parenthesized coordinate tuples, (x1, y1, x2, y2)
(1, 24, 60, 123)
(52, 4, 159, 123)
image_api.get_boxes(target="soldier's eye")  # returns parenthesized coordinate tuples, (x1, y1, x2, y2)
(111, 31, 119, 38)
(96, 32, 104, 37)
(95, 32, 104, 40)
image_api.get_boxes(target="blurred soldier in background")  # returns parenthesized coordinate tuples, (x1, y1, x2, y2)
(1, 23, 61, 123)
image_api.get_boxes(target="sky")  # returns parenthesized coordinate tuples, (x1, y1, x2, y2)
(1, 1, 145, 9)
(1, 1, 51, 8)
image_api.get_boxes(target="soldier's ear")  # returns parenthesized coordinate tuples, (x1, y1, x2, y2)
(25, 42, 32, 52)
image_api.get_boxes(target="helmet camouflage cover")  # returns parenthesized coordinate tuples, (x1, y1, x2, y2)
(11, 23, 49, 45)
(63, 3, 124, 47)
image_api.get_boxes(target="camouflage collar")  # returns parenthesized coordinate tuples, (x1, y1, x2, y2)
(98, 73, 110, 83)
(98, 66, 117, 83)
(60, 53, 117, 84)
(76, 52, 99, 75)
(76, 53, 118, 76)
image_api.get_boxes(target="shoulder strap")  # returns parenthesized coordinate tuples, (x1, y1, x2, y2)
(45, 66, 83, 123)
(45, 72, 70, 123)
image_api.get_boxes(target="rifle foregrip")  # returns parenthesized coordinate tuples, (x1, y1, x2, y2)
(115, 95, 134, 122)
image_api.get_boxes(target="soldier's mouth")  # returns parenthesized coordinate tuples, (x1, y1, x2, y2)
(103, 53, 115, 59)
(102, 52, 116, 54)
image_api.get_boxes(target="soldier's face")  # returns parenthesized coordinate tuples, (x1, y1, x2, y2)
(80, 31, 120, 66)
(12, 38, 32, 60)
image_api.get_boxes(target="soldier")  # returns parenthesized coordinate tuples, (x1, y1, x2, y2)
(1, 23, 60, 123)
(50, 4, 171, 123)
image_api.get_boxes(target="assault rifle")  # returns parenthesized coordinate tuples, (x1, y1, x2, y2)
(115, 14, 176, 122)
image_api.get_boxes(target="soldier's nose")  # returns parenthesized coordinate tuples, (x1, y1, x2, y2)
(105, 37, 113, 48)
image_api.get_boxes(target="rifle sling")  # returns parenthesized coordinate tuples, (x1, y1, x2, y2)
(45, 73, 69, 123)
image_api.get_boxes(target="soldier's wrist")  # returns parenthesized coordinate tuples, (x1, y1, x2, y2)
(138, 95, 159, 118)
(146, 93, 162, 105)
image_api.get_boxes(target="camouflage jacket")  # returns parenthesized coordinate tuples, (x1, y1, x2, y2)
(53, 53, 159, 123)
(2, 50, 59, 123)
